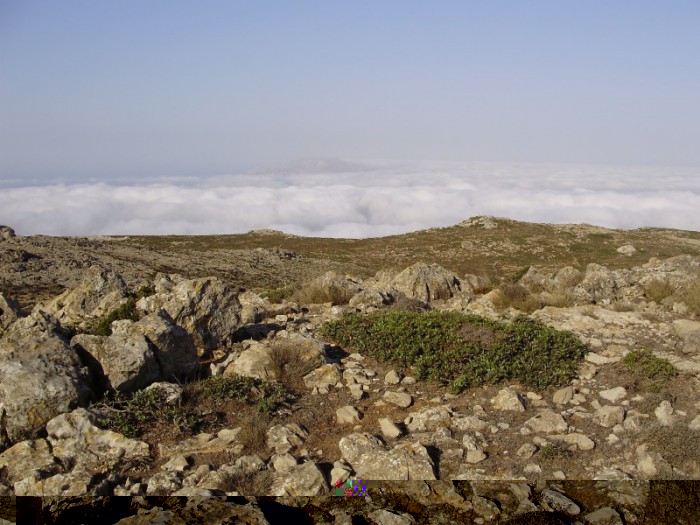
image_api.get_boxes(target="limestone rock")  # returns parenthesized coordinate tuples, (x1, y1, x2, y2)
(616, 245, 636, 255)
(159, 428, 243, 458)
(0, 226, 15, 240)
(271, 461, 329, 496)
(585, 507, 623, 525)
(267, 424, 308, 455)
(226, 341, 277, 381)
(541, 489, 581, 515)
(0, 438, 57, 485)
(128, 310, 199, 382)
(137, 275, 242, 351)
(654, 400, 675, 426)
(379, 418, 403, 438)
(71, 332, 160, 393)
(336, 405, 362, 425)
(549, 432, 595, 451)
(384, 369, 401, 385)
(594, 406, 626, 428)
(39, 266, 128, 329)
(368, 509, 417, 525)
(599, 387, 627, 403)
(339, 433, 436, 480)
(491, 387, 526, 412)
(303, 363, 342, 390)
(524, 410, 568, 434)
(673, 319, 700, 354)
(238, 291, 272, 324)
(553, 386, 574, 405)
(404, 406, 452, 432)
(383, 391, 413, 408)
(0, 293, 21, 333)
(0, 311, 93, 444)
(389, 263, 461, 303)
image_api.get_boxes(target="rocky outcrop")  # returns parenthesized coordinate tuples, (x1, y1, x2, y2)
(136, 275, 242, 352)
(0, 292, 21, 333)
(0, 226, 15, 241)
(384, 263, 461, 303)
(39, 266, 128, 329)
(0, 311, 93, 445)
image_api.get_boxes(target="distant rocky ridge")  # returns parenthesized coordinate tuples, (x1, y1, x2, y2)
(1, 222, 700, 523)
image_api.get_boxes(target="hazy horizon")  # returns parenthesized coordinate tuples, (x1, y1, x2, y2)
(1, 2, 699, 236)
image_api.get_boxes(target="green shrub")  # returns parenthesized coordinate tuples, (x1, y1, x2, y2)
(319, 311, 588, 392)
(624, 349, 677, 381)
(194, 375, 290, 415)
(259, 285, 294, 303)
(94, 297, 140, 336)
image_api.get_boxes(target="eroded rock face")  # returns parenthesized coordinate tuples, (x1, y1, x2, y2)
(0, 226, 16, 241)
(0, 311, 93, 445)
(338, 433, 436, 480)
(39, 266, 128, 329)
(136, 275, 242, 352)
(388, 263, 461, 303)
(0, 293, 21, 333)
(71, 332, 160, 394)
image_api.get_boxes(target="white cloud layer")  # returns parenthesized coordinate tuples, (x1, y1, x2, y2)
(1, 161, 699, 237)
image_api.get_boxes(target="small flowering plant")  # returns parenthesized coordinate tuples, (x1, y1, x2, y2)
(334, 478, 367, 496)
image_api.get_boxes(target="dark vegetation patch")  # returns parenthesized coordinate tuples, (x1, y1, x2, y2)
(318, 311, 588, 392)
(91, 286, 155, 336)
(92, 375, 292, 440)
(623, 348, 677, 390)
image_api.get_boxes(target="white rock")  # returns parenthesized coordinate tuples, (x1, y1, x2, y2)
(490, 387, 525, 412)
(599, 387, 627, 403)
(379, 418, 403, 439)
(654, 400, 675, 426)
(383, 391, 413, 408)
(541, 489, 580, 515)
(384, 370, 401, 385)
(336, 405, 362, 425)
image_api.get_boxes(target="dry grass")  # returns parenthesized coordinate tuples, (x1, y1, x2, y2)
(238, 411, 273, 456)
(492, 284, 547, 313)
(290, 281, 354, 306)
(680, 274, 700, 316)
(269, 339, 322, 389)
(644, 278, 677, 303)
(218, 468, 275, 495)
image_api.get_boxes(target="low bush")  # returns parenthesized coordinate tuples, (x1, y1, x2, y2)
(492, 284, 547, 313)
(623, 349, 677, 382)
(259, 285, 294, 303)
(96, 375, 291, 438)
(644, 278, 677, 304)
(319, 311, 588, 392)
(681, 275, 700, 316)
(93, 297, 140, 336)
(290, 282, 353, 306)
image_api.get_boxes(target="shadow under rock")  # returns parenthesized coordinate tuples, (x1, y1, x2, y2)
(232, 323, 283, 342)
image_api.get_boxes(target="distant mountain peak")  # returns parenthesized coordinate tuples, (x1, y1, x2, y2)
(258, 157, 371, 174)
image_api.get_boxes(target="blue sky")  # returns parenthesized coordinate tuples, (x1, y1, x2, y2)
(2, 1, 700, 184)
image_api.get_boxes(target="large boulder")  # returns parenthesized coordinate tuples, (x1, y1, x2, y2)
(124, 310, 199, 382)
(338, 432, 436, 480)
(0, 226, 15, 241)
(225, 341, 277, 381)
(573, 263, 619, 305)
(39, 266, 129, 329)
(0, 311, 93, 445)
(388, 263, 461, 303)
(137, 275, 242, 352)
(70, 331, 160, 394)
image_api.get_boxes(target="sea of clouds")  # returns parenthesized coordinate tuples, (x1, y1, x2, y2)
(1, 161, 699, 237)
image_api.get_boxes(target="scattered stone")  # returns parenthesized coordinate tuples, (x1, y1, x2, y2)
(517, 443, 537, 459)
(585, 507, 623, 525)
(336, 405, 362, 425)
(384, 369, 401, 385)
(524, 409, 568, 434)
(379, 418, 403, 439)
(599, 387, 627, 403)
(383, 391, 413, 408)
(491, 387, 525, 412)
(616, 245, 636, 255)
(654, 400, 675, 426)
(553, 386, 574, 405)
(594, 406, 626, 428)
(541, 489, 581, 515)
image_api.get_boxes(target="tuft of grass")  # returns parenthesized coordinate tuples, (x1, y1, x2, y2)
(539, 443, 573, 460)
(319, 310, 588, 392)
(644, 278, 677, 303)
(492, 284, 547, 313)
(95, 375, 292, 438)
(269, 339, 322, 389)
(624, 349, 677, 382)
(259, 285, 294, 303)
(290, 281, 354, 306)
(218, 468, 274, 495)
(93, 297, 140, 336)
(680, 275, 700, 316)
